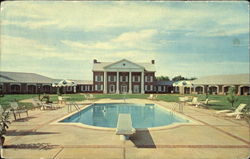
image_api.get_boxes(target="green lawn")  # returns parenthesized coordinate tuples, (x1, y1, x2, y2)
(0, 93, 249, 110)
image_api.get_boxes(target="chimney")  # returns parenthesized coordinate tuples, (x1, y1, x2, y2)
(151, 60, 155, 64)
(93, 59, 97, 63)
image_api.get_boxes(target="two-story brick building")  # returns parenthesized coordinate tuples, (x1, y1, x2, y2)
(92, 59, 156, 94)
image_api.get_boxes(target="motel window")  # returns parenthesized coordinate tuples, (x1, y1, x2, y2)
(67, 86, 72, 91)
(145, 85, 152, 91)
(95, 75, 103, 82)
(95, 84, 103, 91)
(108, 76, 116, 82)
(158, 86, 162, 92)
(120, 76, 128, 82)
(81, 86, 85, 91)
(133, 76, 140, 82)
(145, 76, 152, 82)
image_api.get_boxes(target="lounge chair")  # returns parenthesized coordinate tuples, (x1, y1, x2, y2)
(0, 105, 10, 116)
(216, 104, 247, 115)
(32, 99, 57, 110)
(31, 98, 43, 109)
(187, 97, 199, 106)
(116, 114, 136, 140)
(9, 102, 29, 120)
(197, 99, 209, 108)
(147, 94, 157, 100)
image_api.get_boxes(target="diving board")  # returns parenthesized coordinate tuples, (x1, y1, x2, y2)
(116, 114, 136, 140)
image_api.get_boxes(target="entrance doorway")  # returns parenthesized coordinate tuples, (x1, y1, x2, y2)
(121, 85, 127, 94)
(109, 85, 115, 93)
(133, 85, 140, 93)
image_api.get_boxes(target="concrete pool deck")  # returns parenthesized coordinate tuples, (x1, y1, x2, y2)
(3, 98, 250, 159)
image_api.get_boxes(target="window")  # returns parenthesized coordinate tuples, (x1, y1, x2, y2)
(95, 84, 103, 91)
(108, 75, 116, 82)
(158, 86, 162, 92)
(133, 76, 140, 82)
(67, 86, 72, 91)
(81, 86, 85, 91)
(95, 75, 103, 82)
(120, 76, 128, 82)
(145, 85, 153, 91)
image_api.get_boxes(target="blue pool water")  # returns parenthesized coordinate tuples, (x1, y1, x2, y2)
(61, 103, 189, 128)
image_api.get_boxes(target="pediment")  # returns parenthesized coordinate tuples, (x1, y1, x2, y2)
(104, 59, 144, 70)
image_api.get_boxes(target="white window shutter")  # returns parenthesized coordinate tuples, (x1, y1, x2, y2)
(108, 76, 110, 82)
(126, 76, 128, 82)
(95, 85, 97, 90)
(150, 85, 153, 91)
(132, 76, 135, 82)
(145, 76, 147, 82)
(120, 76, 122, 82)
(101, 85, 103, 90)
(114, 76, 116, 82)
(150, 76, 153, 82)
(95, 76, 97, 82)
(145, 85, 147, 91)
(138, 76, 140, 82)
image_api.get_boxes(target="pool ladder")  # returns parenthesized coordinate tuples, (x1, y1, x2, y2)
(67, 101, 81, 113)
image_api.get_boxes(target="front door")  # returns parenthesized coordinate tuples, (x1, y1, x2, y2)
(109, 85, 115, 93)
(121, 85, 127, 94)
(133, 85, 139, 93)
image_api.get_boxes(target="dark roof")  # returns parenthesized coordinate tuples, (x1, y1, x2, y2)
(0, 71, 55, 84)
(155, 81, 174, 86)
(0, 71, 93, 85)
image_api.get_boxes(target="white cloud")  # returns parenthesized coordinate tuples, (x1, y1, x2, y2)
(61, 29, 159, 51)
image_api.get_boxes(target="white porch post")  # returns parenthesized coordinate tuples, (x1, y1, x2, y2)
(104, 71, 107, 94)
(116, 72, 119, 94)
(129, 72, 132, 94)
(217, 85, 219, 94)
(141, 71, 144, 94)
(202, 86, 205, 94)
(238, 85, 242, 95)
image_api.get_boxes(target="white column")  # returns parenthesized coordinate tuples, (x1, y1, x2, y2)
(141, 71, 144, 94)
(104, 71, 107, 94)
(129, 72, 132, 94)
(116, 72, 119, 94)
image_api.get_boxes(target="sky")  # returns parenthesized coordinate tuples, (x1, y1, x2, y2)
(1, 1, 249, 80)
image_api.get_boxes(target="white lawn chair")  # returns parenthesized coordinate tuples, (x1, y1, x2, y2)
(187, 97, 199, 106)
(9, 102, 29, 120)
(216, 104, 247, 115)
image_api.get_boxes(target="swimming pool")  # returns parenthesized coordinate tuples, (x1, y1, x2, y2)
(61, 103, 189, 128)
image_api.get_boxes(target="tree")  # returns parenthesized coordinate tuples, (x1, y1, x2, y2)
(172, 75, 186, 81)
(226, 86, 238, 109)
(156, 76, 170, 81)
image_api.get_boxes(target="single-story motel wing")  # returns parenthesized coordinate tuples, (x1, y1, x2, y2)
(0, 59, 249, 95)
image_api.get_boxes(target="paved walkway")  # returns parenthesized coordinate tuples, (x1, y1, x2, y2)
(3, 99, 250, 159)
